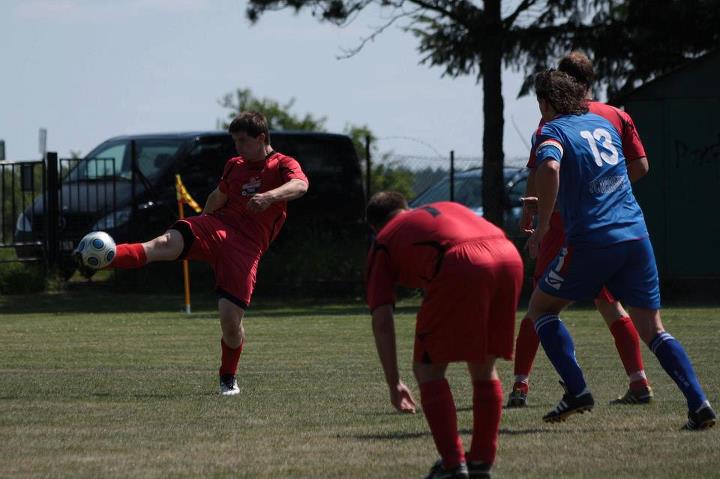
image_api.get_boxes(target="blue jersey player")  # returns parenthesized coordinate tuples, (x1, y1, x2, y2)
(525, 69, 715, 431)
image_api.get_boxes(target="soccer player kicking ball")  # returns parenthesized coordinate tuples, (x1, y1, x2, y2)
(508, 52, 653, 408)
(526, 70, 715, 430)
(365, 193, 524, 479)
(76, 111, 308, 396)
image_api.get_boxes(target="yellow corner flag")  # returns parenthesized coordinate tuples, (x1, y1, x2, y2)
(175, 174, 202, 214)
(175, 174, 200, 314)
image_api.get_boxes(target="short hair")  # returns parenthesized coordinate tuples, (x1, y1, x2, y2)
(228, 111, 270, 144)
(558, 51, 595, 91)
(534, 69, 589, 116)
(366, 191, 408, 230)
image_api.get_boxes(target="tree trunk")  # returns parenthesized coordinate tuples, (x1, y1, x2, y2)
(480, 0, 505, 228)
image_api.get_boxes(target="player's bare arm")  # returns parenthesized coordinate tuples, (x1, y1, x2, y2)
(627, 157, 649, 183)
(527, 159, 559, 259)
(246, 178, 309, 213)
(203, 187, 228, 215)
(371, 304, 417, 414)
(520, 168, 538, 232)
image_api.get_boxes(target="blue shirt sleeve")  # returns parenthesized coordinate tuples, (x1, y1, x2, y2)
(535, 123, 564, 165)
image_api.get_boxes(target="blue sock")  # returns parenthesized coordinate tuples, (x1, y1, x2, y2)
(534, 314, 587, 396)
(650, 332, 707, 411)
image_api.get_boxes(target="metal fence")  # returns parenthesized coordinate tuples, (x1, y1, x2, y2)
(0, 153, 120, 278)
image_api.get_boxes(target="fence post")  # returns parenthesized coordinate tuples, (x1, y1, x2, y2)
(449, 150, 455, 202)
(365, 135, 371, 203)
(45, 151, 59, 271)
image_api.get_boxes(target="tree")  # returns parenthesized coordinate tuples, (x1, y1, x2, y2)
(219, 88, 327, 131)
(245, 0, 720, 227)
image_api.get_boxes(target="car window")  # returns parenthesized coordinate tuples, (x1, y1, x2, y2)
(455, 177, 482, 208)
(69, 139, 184, 181)
(182, 137, 236, 184)
(70, 142, 127, 180)
(132, 140, 184, 180)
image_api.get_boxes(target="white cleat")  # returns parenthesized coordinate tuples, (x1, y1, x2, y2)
(219, 374, 239, 396)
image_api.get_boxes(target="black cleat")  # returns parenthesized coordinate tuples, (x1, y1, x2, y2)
(543, 389, 594, 423)
(609, 386, 654, 405)
(682, 405, 716, 431)
(468, 461, 491, 479)
(424, 459, 469, 479)
(506, 387, 528, 408)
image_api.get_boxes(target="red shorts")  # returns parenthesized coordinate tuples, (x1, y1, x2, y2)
(534, 213, 615, 304)
(173, 215, 262, 308)
(413, 238, 523, 364)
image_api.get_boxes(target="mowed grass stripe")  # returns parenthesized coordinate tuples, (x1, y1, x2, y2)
(0, 294, 718, 478)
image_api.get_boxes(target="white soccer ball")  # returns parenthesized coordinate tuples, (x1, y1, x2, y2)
(75, 231, 116, 269)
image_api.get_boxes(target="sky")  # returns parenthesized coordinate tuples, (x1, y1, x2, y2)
(1, 0, 541, 166)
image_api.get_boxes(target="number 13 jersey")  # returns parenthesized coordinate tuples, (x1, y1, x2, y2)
(534, 112, 648, 248)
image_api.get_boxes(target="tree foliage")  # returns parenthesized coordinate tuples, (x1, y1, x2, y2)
(219, 88, 327, 131)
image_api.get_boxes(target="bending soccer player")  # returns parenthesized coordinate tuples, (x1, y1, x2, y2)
(365, 193, 524, 479)
(526, 70, 715, 430)
(508, 52, 653, 408)
(77, 111, 309, 396)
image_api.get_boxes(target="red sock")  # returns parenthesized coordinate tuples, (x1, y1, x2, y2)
(513, 317, 540, 390)
(609, 316, 648, 389)
(219, 338, 243, 376)
(469, 379, 503, 465)
(419, 379, 465, 469)
(110, 243, 147, 269)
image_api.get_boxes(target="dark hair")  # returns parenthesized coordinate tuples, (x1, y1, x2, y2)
(228, 111, 270, 144)
(558, 51, 595, 91)
(366, 191, 408, 229)
(534, 69, 589, 115)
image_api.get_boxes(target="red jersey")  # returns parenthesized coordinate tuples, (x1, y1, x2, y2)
(365, 202, 508, 310)
(527, 100, 646, 168)
(212, 151, 308, 252)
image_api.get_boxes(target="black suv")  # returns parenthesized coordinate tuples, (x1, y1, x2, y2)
(15, 131, 366, 278)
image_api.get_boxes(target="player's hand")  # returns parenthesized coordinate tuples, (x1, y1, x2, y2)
(389, 381, 417, 414)
(246, 192, 274, 213)
(526, 222, 549, 260)
(519, 196, 538, 235)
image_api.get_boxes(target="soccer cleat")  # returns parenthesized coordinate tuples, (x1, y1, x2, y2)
(424, 459, 469, 479)
(219, 374, 239, 396)
(467, 461, 492, 479)
(506, 387, 528, 408)
(609, 385, 654, 405)
(543, 390, 594, 423)
(682, 405, 716, 431)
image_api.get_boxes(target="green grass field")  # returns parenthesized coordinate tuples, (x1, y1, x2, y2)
(0, 291, 718, 478)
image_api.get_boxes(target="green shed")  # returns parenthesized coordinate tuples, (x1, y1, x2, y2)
(620, 50, 720, 280)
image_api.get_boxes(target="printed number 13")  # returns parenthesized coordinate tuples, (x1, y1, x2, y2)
(580, 128, 619, 166)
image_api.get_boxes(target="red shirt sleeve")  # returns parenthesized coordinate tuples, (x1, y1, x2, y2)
(279, 155, 309, 185)
(526, 120, 546, 169)
(218, 158, 239, 194)
(618, 110, 647, 161)
(365, 244, 396, 311)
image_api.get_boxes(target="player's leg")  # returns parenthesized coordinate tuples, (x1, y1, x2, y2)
(528, 286, 594, 422)
(509, 217, 564, 407)
(508, 315, 539, 407)
(627, 306, 715, 430)
(595, 294, 652, 404)
(413, 362, 468, 478)
(217, 298, 246, 396)
(109, 229, 184, 268)
(610, 237, 714, 430)
(466, 357, 500, 479)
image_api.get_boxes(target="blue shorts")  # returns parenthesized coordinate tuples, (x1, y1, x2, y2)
(539, 237, 661, 309)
